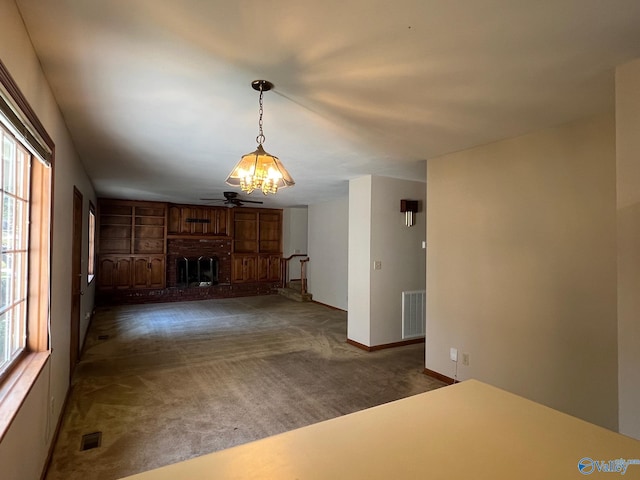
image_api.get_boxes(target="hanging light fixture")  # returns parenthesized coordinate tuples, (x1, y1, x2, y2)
(225, 80, 295, 195)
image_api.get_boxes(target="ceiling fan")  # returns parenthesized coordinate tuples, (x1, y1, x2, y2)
(200, 191, 264, 207)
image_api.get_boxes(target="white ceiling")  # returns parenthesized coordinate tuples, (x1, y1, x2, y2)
(15, 0, 640, 208)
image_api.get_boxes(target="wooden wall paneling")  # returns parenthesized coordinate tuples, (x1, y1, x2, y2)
(168, 205, 180, 234)
(258, 211, 282, 253)
(233, 210, 259, 253)
(97, 199, 167, 290)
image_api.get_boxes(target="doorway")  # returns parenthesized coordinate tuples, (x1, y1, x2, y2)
(70, 186, 83, 377)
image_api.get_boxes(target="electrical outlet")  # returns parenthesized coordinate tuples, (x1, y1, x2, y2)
(450, 347, 458, 362)
(462, 353, 470, 366)
(373, 260, 382, 270)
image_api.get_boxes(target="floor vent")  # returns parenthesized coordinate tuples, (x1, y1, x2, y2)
(80, 432, 102, 451)
(97, 335, 109, 340)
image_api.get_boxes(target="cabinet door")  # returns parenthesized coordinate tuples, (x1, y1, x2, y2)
(168, 206, 181, 234)
(130, 256, 166, 289)
(98, 256, 132, 289)
(179, 207, 193, 234)
(167, 205, 231, 237)
(259, 212, 282, 253)
(97, 256, 117, 289)
(189, 208, 207, 235)
(214, 208, 230, 236)
(257, 255, 270, 281)
(132, 257, 150, 289)
(244, 255, 257, 282)
(231, 255, 246, 282)
(114, 257, 132, 289)
(268, 255, 282, 282)
(232, 254, 258, 282)
(233, 211, 259, 252)
(148, 256, 166, 288)
(256, 255, 281, 282)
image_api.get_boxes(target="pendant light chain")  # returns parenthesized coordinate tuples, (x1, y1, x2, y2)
(256, 85, 266, 145)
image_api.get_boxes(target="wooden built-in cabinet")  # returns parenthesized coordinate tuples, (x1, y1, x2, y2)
(167, 205, 230, 237)
(258, 254, 282, 282)
(258, 212, 282, 253)
(98, 255, 166, 290)
(231, 254, 257, 283)
(97, 199, 283, 291)
(232, 210, 259, 252)
(97, 199, 167, 290)
(231, 208, 282, 283)
(232, 253, 281, 283)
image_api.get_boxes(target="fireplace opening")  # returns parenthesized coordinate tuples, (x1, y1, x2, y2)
(177, 256, 218, 287)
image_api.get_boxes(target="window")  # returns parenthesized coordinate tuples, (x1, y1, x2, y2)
(88, 202, 96, 283)
(0, 59, 53, 438)
(0, 125, 30, 374)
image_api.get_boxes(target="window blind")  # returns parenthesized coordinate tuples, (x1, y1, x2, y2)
(0, 59, 53, 166)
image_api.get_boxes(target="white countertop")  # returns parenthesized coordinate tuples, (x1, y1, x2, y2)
(121, 379, 640, 479)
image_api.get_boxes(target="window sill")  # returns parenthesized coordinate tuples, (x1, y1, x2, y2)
(0, 351, 50, 442)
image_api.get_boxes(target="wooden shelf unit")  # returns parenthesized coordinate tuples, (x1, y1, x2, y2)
(97, 199, 167, 290)
(231, 208, 283, 283)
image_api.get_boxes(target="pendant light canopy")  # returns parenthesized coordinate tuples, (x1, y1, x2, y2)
(225, 80, 295, 195)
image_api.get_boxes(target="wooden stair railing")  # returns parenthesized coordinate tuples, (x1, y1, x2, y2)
(281, 254, 309, 294)
(300, 258, 309, 295)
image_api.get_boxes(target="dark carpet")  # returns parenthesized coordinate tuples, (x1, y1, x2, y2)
(45, 296, 444, 480)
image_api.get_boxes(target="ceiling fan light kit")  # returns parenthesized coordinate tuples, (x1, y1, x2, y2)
(225, 80, 295, 195)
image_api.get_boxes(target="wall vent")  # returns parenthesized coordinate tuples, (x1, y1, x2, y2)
(402, 290, 426, 339)
(80, 432, 102, 451)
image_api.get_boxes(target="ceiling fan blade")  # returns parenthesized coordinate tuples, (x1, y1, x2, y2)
(200, 196, 262, 205)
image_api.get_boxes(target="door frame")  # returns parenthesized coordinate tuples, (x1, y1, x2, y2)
(70, 186, 83, 377)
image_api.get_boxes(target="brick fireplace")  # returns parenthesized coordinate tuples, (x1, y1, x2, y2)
(167, 238, 232, 287)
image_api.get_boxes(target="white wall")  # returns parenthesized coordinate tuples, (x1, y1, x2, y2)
(348, 177, 372, 343)
(426, 113, 618, 431)
(282, 207, 308, 257)
(308, 197, 348, 310)
(348, 175, 426, 347)
(0, 1, 96, 477)
(616, 59, 640, 439)
(370, 176, 426, 346)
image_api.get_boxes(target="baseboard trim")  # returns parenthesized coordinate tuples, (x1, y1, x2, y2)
(347, 337, 425, 352)
(312, 300, 347, 312)
(423, 368, 456, 385)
